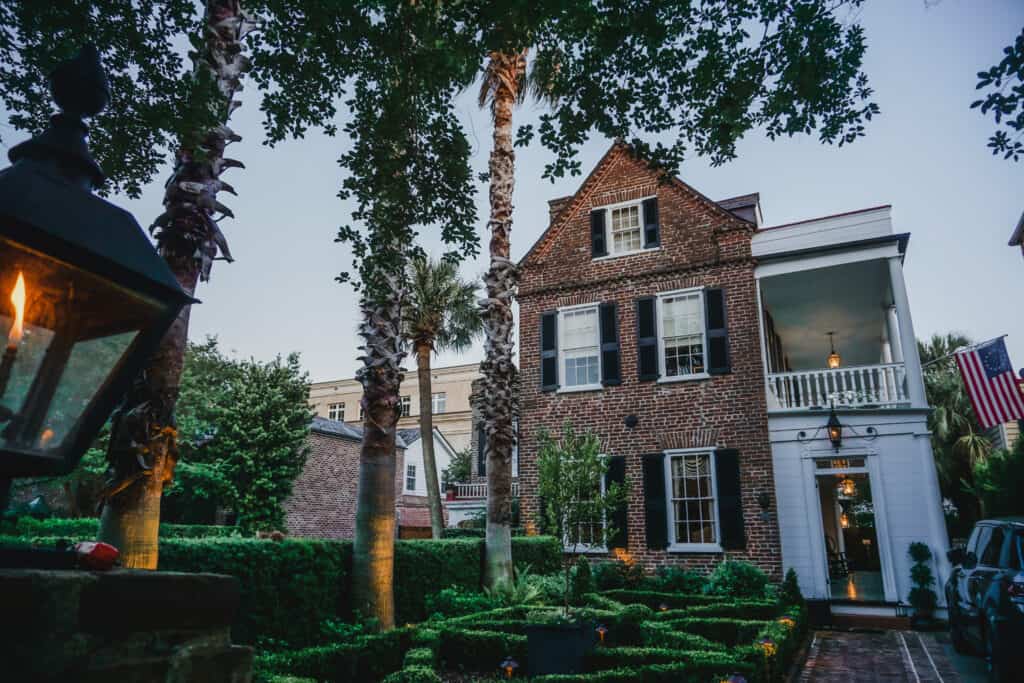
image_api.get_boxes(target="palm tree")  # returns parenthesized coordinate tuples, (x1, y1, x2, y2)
(402, 257, 481, 538)
(477, 48, 530, 587)
(97, 0, 253, 568)
(919, 332, 989, 524)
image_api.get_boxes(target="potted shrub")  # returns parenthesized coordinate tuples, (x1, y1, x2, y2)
(907, 542, 938, 628)
(525, 422, 628, 676)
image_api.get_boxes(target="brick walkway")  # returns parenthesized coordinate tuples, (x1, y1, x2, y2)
(800, 630, 963, 682)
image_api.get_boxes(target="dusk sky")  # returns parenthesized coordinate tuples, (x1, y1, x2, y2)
(13, 0, 1023, 383)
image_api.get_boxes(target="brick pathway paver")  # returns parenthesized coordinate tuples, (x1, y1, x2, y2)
(800, 630, 963, 683)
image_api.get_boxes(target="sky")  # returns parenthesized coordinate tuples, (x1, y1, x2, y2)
(12, 0, 1024, 383)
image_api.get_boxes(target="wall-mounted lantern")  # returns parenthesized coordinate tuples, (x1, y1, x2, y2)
(826, 406, 843, 450)
(0, 46, 191, 485)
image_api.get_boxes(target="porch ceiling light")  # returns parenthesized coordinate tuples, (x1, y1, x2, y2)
(839, 477, 856, 497)
(826, 331, 841, 369)
(826, 405, 843, 450)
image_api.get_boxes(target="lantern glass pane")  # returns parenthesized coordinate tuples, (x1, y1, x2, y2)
(0, 236, 163, 454)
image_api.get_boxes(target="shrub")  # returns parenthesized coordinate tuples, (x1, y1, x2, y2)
(403, 647, 436, 667)
(601, 589, 720, 610)
(706, 560, 769, 599)
(255, 629, 412, 683)
(438, 627, 527, 673)
(779, 568, 805, 608)
(685, 600, 780, 620)
(381, 666, 442, 683)
(425, 586, 495, 618)
(484, 564, 544, 607)
(907, 542, 937, 614)
(571, 556, 594, 603)
(511, 536, 562, 574)
(11, 516, 240, 539)
(639, 622, 725, 651)
(662, 617, 768, 647)
(395, 539, 481, 621)
(652, 565, 707, 594)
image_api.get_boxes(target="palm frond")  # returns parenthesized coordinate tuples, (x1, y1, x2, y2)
(478, 50, 528, 115)
(402, 255, 482, 355)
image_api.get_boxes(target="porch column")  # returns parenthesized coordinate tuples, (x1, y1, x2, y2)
(887, 257, 926, 407)
(884, 305, 902, 363)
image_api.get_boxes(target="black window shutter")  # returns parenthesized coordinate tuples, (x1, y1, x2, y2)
(636, 297, 659, 381)
(599, 302, 621, 386)
(605, 455, 627, 548)
(714, 449, 745, 550)
(705, 288, 730, 375)
(476, 423, 486, 476)
(590, 209, 607, 258)
(642, 197, 660, 248)
(642, 453, 668, 550)
(540, 311, 558, 391)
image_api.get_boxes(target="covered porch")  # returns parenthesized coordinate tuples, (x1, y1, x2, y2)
(758, 258, 923, 411)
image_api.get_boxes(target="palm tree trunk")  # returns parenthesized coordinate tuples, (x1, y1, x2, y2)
(97, 0, 252, 568)
(416, 342, 445, 538)
(481, 52, 522, 588)
(352, 284, 406, 631)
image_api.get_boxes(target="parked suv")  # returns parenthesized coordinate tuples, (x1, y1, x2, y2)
(945, 518, 1024, 683)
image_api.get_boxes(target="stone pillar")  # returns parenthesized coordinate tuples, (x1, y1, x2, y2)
(887, 257, 926, 407)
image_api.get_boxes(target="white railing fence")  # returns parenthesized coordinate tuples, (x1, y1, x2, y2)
(453, 481, 520, 499)
(766, 363, 909, 410)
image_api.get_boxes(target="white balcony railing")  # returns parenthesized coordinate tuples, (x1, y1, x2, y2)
(453, 481, 519, 500)
(766, 363, 909, 410)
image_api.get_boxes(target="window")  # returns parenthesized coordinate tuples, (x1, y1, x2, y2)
(327, 402, 344, 421)
(1011, 532, 1023, 570)
(566, 476, 607, 552)
(406, 464, 417, 491)
(981, 527, 1005, 567)
(658, 290, 706, 379)
(665, 451, 719, 549)
(610, 204, 642, 254)
(432, 392, 447, 414)
(400, 395, 411, 417)
(559, 305, 600, 390)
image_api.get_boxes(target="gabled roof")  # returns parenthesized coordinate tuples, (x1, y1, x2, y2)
(518, 141, 753, 268)
(1009, 210, 1024, 247)
(397, 427, 458, 457)
(311, 416, 407, 448)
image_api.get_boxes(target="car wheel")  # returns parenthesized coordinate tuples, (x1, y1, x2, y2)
(985, 617, 1008, 683)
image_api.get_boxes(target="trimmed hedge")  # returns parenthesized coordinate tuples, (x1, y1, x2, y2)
(639, 622, 726, 651)
(394, 539, 481, 622)
(254, 628, 413, 682)
(438, 627, 527, 672)
(659, 617, 769, 647)
(511, 536, 562, 574)
(381, 665, 442, 683)
(11, 516, 240, 539)
(601, 589, 722, 610)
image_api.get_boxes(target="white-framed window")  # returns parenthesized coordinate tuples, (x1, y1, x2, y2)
(558, 304, 601, 391)
(610, 204, 643, 254)
(664, 449, 720, 551)
(432, 392, 447, 414)
(406, 464, 417, 492)
(327, 402, 345, 421)
(564, 458, 607, 553)
(400, 395, 411, 417)
(657, 288, 707, 381)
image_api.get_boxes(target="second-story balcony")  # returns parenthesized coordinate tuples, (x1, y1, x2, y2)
(756, 240, 926, 413)
(767, 363, 909, 410)
(448, 481, 520, 500)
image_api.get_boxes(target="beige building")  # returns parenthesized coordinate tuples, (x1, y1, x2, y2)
(309, 361, 480, 451)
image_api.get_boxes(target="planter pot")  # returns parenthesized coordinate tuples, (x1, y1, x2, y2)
(910, 608, 938, 630)
(525, 621, 596, 677)
(445, 490, 455, 501)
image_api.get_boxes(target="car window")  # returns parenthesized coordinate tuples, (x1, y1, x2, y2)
(1011, 532, 1023, 570)
(966, 526, 982, 554)
(973, 526, 993, 565)
(981, 527, 1005, 567)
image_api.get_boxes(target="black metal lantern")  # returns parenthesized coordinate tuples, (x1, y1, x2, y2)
(826, 406, 843, 450)
(0, 46, 191, 480)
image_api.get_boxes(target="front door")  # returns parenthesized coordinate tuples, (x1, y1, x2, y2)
(814, 457, 886, 602)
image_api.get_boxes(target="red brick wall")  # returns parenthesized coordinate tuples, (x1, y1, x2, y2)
(284, 429, 406, 540)
(517, 145, 781, 578)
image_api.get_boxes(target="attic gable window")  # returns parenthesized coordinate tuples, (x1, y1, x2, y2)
(590, 197, 660, 258)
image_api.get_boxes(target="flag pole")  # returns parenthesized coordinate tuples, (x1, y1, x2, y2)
(920, 335, 1009, 370)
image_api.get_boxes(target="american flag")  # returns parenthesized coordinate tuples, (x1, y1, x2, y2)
(954, 337, 1024, 430)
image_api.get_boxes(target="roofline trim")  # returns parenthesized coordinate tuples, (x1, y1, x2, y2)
(760, 205, 892, 231)
(754, 232, 910, 264)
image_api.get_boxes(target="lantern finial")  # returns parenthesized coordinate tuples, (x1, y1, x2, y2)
(8, 44, 108, 188)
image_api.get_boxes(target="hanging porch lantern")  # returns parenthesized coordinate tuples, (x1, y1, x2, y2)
(838, 477, 856, 497)
(826, 331, 841, 369)
(0, 46, 191, 481)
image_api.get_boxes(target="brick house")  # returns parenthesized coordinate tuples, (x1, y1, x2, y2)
(284, 417, 408, 539)
(516, 142, 781, 577)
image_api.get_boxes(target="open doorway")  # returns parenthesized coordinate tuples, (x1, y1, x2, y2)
(816, 464, 884, 602)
